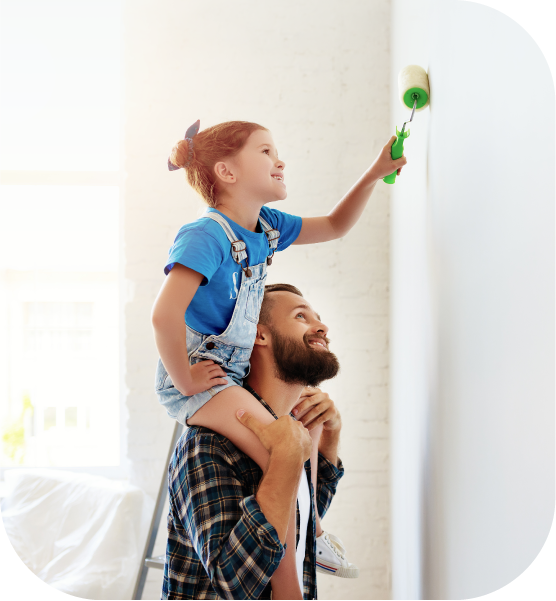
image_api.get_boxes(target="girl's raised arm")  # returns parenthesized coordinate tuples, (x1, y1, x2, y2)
(151, 263, 228, 396)
(293, 135, 407, 245)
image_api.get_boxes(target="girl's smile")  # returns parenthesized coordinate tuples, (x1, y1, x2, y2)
(271, 173, 284, 182)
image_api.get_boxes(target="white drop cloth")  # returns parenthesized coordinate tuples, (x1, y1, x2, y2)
(1, 468, 153, 600)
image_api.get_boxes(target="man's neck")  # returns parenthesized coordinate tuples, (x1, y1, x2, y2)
(245, 371, 305, 417)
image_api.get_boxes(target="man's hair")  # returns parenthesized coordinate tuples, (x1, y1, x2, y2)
(258, 283, 303, 326)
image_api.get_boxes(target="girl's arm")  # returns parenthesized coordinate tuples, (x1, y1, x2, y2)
(293, 135, 407, 245)
(151, 263, 228, 396)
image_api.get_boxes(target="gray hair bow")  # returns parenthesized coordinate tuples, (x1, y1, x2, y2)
(168, 119, 200, 171)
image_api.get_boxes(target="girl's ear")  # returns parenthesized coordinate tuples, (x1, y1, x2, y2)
(213, 161, 236, 184)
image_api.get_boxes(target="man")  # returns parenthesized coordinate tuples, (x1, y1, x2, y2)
(162, 284, 349, 599)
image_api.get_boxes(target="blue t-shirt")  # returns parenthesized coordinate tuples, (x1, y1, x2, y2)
(165, 206, 302, 335)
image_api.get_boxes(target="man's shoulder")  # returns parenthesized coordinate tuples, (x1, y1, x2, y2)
(179, 425, 237, 457)
(175, 425, 258, 471)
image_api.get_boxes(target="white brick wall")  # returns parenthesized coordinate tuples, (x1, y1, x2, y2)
(123, 1, 392, 598)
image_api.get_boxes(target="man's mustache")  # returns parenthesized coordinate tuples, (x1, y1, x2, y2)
(303, 333, 331, 347)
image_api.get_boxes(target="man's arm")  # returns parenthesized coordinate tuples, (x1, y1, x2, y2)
(292, 387, 344, 518)
(315, 451, 344, 520)
(236, 410, 313, 543)
(171, 435, 287, 600)
(170, 414, 312, 600)
(318, 428, 341, 467)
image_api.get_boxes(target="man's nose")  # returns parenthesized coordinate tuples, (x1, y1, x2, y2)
(314, 319, 328, 336)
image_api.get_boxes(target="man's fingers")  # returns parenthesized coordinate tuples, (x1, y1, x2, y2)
(236, 410, 264, 438)
(304, 415, 323, 431)
(294, 391, 328, 418)
(293, 398, 317, 418)
(298, 387, 317, 401)
(300, 404, 328, 426)
(294, 403, 317, 420)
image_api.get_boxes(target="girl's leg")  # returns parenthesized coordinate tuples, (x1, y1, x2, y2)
(270, 485, 303, 598)
(309, 423, 324, 537)
(187, 386, 303, 600)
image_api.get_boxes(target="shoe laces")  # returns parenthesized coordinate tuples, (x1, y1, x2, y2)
(324, 532, 345, 560)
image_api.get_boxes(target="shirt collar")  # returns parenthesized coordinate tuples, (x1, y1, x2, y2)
(243, 382, 296, 421)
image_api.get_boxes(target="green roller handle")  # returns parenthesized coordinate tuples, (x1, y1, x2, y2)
(383, 126, 410, 184)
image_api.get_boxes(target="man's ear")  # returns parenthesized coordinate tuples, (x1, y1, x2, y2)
(254, 324, 270, 346)
(213, 160, 236, 184)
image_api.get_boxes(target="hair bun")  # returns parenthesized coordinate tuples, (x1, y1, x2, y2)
(169, 138, 190, 169)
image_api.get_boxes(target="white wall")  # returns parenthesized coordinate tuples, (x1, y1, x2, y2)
(389, 1, 433, 598)
(391, 1, 554, 599)
(123, 1, 393, 599)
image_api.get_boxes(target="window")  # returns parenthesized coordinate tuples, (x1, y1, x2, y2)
(24, 302, 94, 354)
(0, 0, 123, 475)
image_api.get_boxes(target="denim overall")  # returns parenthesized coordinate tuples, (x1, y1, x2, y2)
(155, 211, 280, 425)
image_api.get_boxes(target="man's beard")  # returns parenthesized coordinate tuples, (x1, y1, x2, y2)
(269, 327, 340, 387)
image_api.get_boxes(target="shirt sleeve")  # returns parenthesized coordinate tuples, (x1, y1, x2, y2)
(164, 221, 226, 285)
(259, 205, 302, 252)
(170, 434, 285, 599)
(315, 453, 344, 520)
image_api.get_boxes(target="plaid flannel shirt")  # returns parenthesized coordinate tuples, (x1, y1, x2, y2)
(162, 384, 344, 600)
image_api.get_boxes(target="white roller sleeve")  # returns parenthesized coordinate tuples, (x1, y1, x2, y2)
(2, 469, 154, 600)
(398, 64, 430, 111)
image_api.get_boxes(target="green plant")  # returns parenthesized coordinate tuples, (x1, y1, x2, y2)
(2, 394, 34, 465)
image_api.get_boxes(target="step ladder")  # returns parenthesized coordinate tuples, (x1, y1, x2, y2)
(132, 420, 184, 600)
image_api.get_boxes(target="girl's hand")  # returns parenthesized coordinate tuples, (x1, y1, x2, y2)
(368, 135, 408, 180)
(182, 360, 228, 396)
(292, 387, 342, 433)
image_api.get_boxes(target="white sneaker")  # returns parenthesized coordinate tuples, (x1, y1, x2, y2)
(315, 531, 359, 578)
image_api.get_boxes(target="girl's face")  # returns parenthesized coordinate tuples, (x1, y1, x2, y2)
(226, 129, 287, 203)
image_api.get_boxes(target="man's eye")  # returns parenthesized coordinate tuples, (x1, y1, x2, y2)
(296, 313, 305, 318)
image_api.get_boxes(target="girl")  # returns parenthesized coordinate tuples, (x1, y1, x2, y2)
(152, 119, 406, 599)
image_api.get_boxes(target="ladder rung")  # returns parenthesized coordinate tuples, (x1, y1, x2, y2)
(145, 555, 165, 569)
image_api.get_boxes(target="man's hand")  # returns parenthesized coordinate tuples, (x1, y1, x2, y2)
(237, 410, 312, 463)
(292, 387, 342, 433)
(368, 135, 408, 180)
(292, 388, 342, 466)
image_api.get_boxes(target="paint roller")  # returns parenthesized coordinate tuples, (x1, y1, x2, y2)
(383, 65, 430, 184)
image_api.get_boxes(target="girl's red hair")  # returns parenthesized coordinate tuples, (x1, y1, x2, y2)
(168, 120, 268, 207)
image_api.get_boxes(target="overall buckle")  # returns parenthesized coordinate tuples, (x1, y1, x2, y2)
(264, 229, 280, 265)
(230, 240, 252, 277)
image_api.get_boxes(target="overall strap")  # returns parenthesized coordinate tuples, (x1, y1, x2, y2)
(202, 212, 251, 276)
(258, 215, 280, 265)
